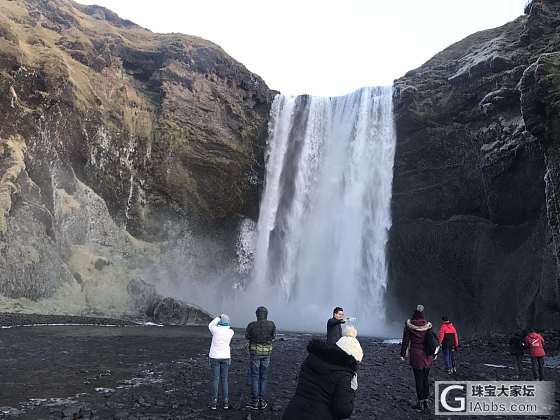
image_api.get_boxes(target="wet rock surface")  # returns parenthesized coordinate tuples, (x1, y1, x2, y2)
(0, 319, 558, 419)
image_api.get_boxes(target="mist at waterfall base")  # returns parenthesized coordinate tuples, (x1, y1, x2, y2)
(157, 86, 398, 337)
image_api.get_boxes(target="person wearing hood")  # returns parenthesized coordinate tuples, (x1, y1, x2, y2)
(523, 329, 546, 380)
(282, 325, 363, 420)
(400, 304, 434, 412)
(438, 316, 459, 374)
(208, 314, 234, 410)
(245, 306, 276, 410)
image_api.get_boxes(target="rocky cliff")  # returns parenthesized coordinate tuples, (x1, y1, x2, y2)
(520, 1, 560, 318)
(4, 0, 560, 333)
(0, 0, 273, 319)
(387, 0, 560, 333)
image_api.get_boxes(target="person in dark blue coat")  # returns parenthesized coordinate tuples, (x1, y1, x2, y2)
(283, 326, 363, 420)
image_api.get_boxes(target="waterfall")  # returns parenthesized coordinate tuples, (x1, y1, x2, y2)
(248, 86, 396, 335)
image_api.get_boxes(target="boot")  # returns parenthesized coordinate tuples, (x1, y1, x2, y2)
(422, 399, 430, 412)
(412, 400, 423, 411)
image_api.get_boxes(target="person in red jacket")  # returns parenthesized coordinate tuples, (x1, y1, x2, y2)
(523, 330, 546, 380)
(438, 316, 459, 374)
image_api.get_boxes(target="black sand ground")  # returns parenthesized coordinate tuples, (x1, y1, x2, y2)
(0, 314, 558, 419)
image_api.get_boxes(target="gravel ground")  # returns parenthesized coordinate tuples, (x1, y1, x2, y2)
(0, 314, 558, 419)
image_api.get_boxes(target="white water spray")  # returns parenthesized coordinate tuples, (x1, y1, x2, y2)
(154, 87, 397, 336)
(236, 86, 396, 335)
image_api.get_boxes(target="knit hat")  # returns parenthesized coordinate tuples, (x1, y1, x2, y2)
(336, 326, 363, 362)
(218, 314, 230, 326)
(412, 304, 424, 320)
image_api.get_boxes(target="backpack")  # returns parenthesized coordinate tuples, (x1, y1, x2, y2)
(424, 328, 440, 357)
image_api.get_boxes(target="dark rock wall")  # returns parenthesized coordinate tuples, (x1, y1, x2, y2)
(387, 0, 560, 333)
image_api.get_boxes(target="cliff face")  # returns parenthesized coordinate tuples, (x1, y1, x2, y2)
(520, 2, 560, 316)
(0, 0, 273, 317)
(4, 0, 559, 332)
(387, 0, 560, 333)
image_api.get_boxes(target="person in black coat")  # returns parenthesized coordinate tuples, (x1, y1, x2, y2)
(245, 306, 276, 409)
(508, 330, 526, 379)
(327, 306, 346, 344)
(283, 326, 363, 420)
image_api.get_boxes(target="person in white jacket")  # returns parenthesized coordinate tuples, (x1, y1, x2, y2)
(208, 314, 234, 410)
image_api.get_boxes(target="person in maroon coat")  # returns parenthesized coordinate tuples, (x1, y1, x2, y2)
(400, 304, 433, 412)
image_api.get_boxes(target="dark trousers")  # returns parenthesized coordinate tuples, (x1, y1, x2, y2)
(443, 349, 454, 370)
(531, 356, 545, 381)
(210, 358, 230, 402)
(412, 368, 430, 401)
(250, 354, 270, 402)
(513, 355, 523, 377)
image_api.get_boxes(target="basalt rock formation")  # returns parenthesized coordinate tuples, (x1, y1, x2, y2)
(387, 0, 560, 333)
(0, 0, 273, 320)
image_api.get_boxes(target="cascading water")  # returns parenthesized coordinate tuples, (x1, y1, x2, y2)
(244, 86, 396, 335)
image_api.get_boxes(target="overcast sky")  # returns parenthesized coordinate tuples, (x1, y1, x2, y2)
(76, 0, 527, 96)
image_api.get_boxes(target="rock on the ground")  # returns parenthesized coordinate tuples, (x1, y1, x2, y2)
(152, 297, 212, 325)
